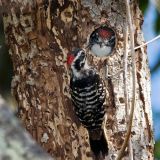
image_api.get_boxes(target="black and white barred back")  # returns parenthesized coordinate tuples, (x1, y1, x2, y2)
(70, 70, 106, 130)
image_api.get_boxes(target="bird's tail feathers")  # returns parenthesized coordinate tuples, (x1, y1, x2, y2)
(89, 129, 108, 159)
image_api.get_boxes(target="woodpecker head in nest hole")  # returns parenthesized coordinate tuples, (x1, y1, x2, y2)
(88, 25, 116, 57)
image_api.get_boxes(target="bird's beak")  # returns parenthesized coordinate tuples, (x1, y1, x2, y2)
(85, 44, 91, 49)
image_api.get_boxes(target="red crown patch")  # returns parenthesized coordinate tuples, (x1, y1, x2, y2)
(99, 29, 112, 39)
(67, 54, 75, 65)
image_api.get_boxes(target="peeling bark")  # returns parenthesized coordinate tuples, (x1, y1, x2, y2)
(1, 0, 154, 159)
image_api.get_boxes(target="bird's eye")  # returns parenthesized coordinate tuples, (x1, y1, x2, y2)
(81, 52, 85, 56)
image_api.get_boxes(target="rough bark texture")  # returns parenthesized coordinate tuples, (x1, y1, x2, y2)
(1, 0, 154, 159)
(0, 96, 53, 160)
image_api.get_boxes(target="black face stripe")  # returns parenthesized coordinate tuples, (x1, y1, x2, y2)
(72, 50, 86, 71)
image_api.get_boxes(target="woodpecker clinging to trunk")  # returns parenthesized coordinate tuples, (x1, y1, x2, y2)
(67, 48, 108, 158)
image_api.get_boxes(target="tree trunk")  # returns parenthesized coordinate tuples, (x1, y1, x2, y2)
(1, 0, 154, 159)
(0, 96, 53, 160)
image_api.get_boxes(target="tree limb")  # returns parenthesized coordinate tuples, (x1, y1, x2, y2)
(0, 97, 53, 160)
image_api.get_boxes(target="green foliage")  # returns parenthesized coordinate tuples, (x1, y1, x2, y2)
(138, 0, 149, 14)
(150, 10, 160, 74)
(155, 11, 160, 33)
(138, 0, 160, 34)
(155, 140, 160, 158)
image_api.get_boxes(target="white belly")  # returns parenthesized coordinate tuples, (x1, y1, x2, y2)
(91, 44, 112, 57)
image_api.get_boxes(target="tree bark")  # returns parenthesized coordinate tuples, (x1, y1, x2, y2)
(0, 96, 53, 160)
(1, 0, 154, 159)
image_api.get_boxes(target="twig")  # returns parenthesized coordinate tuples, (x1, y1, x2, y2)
(133, 34, 160, 50)
(116, 0, 136, 159)
(123, 26, 129, 117)
(123, 25, 134, 160)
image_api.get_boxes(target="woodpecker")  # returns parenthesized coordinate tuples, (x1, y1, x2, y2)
(88, 25, 116, 57)
(67, 48, 108, 158)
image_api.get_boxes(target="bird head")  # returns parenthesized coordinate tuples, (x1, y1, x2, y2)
(88, 26, 116, 57)
(67, 48, 87, 72)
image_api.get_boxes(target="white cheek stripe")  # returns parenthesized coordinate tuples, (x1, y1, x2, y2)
(71, 52, 90, 78)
